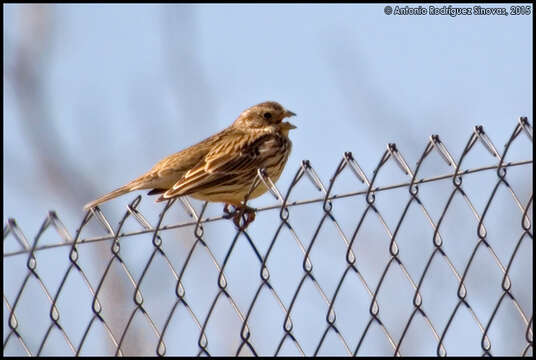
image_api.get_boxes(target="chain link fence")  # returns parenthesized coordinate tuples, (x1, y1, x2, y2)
(3, 118, 533, 356)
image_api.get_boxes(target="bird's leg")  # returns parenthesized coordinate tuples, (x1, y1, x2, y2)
(244, 207, 256, 227)
(232, 205, 256, 229)
(223, 203, 256, 229)
(222, 203, 237, 219)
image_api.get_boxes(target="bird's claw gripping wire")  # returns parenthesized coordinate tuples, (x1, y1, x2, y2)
(223, 204, 256, 229)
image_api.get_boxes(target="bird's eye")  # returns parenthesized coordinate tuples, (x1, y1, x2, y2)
(263, 112, 272, 120)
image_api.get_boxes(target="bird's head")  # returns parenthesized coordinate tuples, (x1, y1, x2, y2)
(233, 101, 297, 134)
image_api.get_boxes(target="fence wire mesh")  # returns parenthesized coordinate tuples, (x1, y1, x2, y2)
(3, 118, 533, 356)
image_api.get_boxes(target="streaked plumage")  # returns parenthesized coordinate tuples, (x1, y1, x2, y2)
(84, 101, 297, 223)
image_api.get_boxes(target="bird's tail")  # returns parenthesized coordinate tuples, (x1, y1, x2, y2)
(83, 184, 134, 210)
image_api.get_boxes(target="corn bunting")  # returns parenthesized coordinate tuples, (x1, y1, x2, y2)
(84, 101, 297, 227)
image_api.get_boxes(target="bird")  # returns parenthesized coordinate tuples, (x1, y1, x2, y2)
(84, 101, 297, 227)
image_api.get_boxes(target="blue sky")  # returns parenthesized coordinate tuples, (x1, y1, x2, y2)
(3, 4, 533, 356)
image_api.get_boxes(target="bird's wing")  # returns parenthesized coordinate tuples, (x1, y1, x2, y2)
(129, 129, 228, 191)
(160, 132, 283, 199)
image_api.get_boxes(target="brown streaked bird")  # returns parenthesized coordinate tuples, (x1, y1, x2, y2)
(84, 101, 297, 227)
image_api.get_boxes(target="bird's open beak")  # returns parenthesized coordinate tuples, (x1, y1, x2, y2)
(282, 109, 296, 130)
(284, 110, 296, 118)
